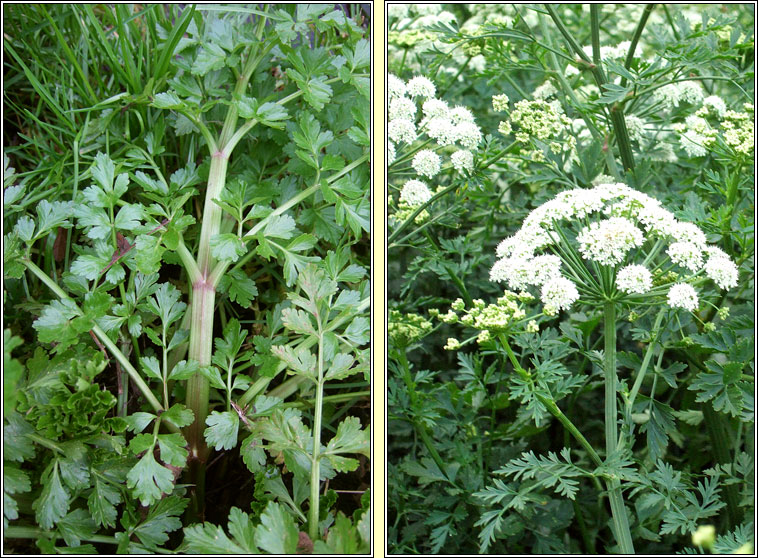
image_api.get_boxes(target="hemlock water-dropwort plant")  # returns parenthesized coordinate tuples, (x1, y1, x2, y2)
(454, 181, 743, 553)
(387, 4, 753, 555)
(4, 4, 369, 554)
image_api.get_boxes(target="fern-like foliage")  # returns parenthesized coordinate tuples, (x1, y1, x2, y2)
(495, 448, 587, 500)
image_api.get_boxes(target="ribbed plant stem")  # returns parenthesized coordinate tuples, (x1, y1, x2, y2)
(309, 323, 325, 540)
(546, 4, 635, 172)
(603, 302, 635, 554)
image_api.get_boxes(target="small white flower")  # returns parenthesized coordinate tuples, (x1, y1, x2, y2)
(497, 120, 512, 135)
(667, 241, 704, 272)
(541, 276, 579, 313)
(422, 98, 450, 119)
(406, 76, 436, 98)
(533, 80, 558, 100)
(703, 95, 727, 117)
(449, 106, 475, 124)
(616, 264, 653, 294)
(455, 121, 482, 149)
(625, 115, 646, 142)
(667, 283, 699, 311)
(411, 150, 441, 178)
(399, 179, 432, 206)
(703, 245, 729, 260)
(492, 94, 510, 112)
(451, 150, 474, 173)
(680, 130, 708, 157)
(444, 338, 462, 350)
(653, 83, 682, 110)
(531, 254, 563, 286)
(389, 97, 417, 121)
(577, 217, 645, 266)
(678, 81, 704, 105)
(670, 222, 707, 248)
(637, 204, 678, 237)
(704, 255, 738, 290)
(388, 119, 416, 144)
(388, 141, 396, 165)
(490, 256, 532, 291)
(425, 117, 457, 146)
(388, 74, 407, 99)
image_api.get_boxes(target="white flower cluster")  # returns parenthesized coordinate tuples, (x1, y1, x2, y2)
(450, 150, 474, 173)
(702, 95, 727, 117)
(674, 114, 717, 157)
(581, 40, 631, 61)
(412, 150, 441, 178)
(667, 283, 699, 311)
(541, 277, 579, 316)
(653, 81, 705, 110)
(440, 292, 532, 345)
(616, 264, 653, 294)
(399, 179, 432, 206)
(492, 94, 510, 112)
(625, 115, 647, 142)
(672, 99, 754, 159)
(533, 80, 558, 101)
(388, 74, 482, 182)
(577, 217, 645, 266)
(490, 182, 739, 315)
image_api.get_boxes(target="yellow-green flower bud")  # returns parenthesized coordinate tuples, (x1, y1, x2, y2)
(691, 524, 716, 549)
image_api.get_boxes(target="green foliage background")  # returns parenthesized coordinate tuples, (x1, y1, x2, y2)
(3, 4, 370, 554)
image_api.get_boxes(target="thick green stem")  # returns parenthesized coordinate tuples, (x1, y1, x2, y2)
(196, 152, 230, 276)
(620, 5, 655, 88)
(184, 278, 215, 521)
(308, 383, 325, 539)
(546, 4, 635, 172)
(309, 330, 325, 540)
(604, 303, 618, 454)
(603, 302, 635, 554)
(702, 404, 741, 529)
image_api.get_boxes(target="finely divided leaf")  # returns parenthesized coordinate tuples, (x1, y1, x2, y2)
(255, 502, 299, 554)
(162, 404, 195, 429)
(325, 416, 369, 457)
(204, 410, 239, 451)
(88, 477, 121, 529)
(33, 461, 69, 530)
(127, 451, 175, 506)
(210, 233, 247, 263)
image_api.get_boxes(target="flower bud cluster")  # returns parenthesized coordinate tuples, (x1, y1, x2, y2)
(440, 292, 531, 347)
(389, 309, 434, 348)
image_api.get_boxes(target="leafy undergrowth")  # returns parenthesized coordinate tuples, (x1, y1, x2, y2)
(3, 4, 370, 554)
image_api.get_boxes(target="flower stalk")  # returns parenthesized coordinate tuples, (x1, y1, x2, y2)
(603, 301, 635, 554)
